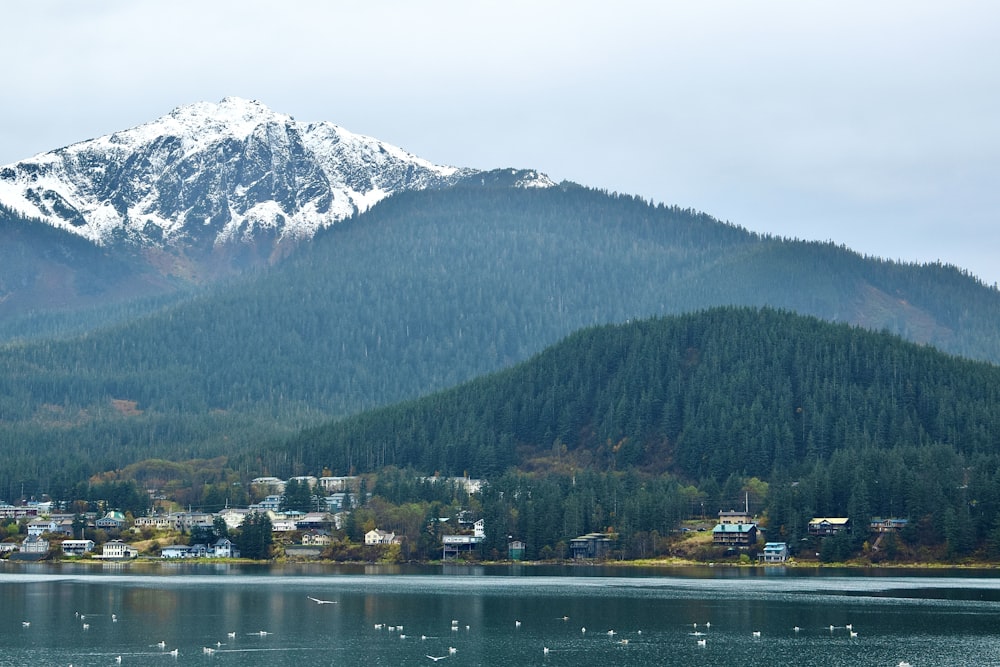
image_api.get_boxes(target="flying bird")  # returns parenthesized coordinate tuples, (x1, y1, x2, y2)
(308, 596, 337, 604)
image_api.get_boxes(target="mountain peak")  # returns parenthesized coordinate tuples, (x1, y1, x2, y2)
(0, 98, 508, 248)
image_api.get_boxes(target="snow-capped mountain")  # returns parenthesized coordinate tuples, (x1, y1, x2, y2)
(0, 97, 551, 248)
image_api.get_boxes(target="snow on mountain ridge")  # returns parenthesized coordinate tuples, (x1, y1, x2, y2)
(0, 97, 500, 248)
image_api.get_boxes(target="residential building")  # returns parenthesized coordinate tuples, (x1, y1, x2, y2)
(288, 475, 318, 489)
(22, 535, 50, 554)
(808, 518, 851, 537)
(870, 518, 908, 533)
(250, 477, 286, 494)
(61, 539, 95, 555)
(365, 529, 398, 546)
(759, 542, 789, 562)
(161, 545, 192, 559)
(211, 538, 240, 558)
(718, 509, 752, 525)
(100, 540, 138, 559)
(0, 504, 38, 520)
(569, 532, 615, 560)
(712, 523, 758, 548)
(296, 512, 334, 531)
(134, 515, 181, 531)
(302, 531, 332, 546)
(441, 519, 485, 559)
(318, 476, 358, 493)
(218, 508, 251, 530)
(96, 510, 127, 530)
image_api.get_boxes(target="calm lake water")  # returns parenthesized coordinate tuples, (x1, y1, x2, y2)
(2, 562, 1000, 666)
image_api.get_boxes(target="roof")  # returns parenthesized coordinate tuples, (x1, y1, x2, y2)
(712, 523, 757, 534)
(809, 517, 850, 525)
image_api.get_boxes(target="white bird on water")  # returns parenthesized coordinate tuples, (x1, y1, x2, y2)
(227, 631, 236, 638)
(449, 647, 457, 655)
(752, 631, 761, 638)
(21, 621, 29, 628)
(697, 638, 707, 647)
(308, 596, 337, 605)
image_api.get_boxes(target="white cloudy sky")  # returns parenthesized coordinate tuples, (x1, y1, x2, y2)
(4, 1, 998, 285)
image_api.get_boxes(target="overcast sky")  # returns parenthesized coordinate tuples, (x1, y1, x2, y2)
(4, 1, 998, 286)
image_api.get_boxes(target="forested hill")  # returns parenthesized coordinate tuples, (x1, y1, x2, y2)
(271, 307, 1000, 482)
(3, 184, 1000, 500)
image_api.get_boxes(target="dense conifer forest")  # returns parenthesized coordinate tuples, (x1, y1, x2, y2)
(2, 184, 1000, 531)
(272, 308, 1000, 561)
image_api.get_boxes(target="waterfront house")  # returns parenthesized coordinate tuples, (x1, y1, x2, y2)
(211, 538, 240, 558)
(441, 519, 485, 559)
(759, 542, 789, 562)
(22, 535, 50, 554)
(161, 545, 191, 559)
(569, 532, 615, 560)
(712, 523, 758, 548)
(100, 540, 138, 560)
(61, 539, 95, 555)
(365, 529, 398, 546)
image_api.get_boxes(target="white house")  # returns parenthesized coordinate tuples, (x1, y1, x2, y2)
(760, 542, 789, 563)
(27, 518, 59, 537)
(211, 538, 240, 558)
(100, 540, 138, 560)
(271, 518, 299, 532)
(218, 508, 251, 530)
(160, 545, 191, 559)
(365, 529, 398, 545)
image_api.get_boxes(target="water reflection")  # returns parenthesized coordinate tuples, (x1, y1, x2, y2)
(3, 562, 1000, 666)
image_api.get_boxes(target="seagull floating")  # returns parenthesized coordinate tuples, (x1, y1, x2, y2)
(308, 596, 337, 605)
(227, 632, 236, 638)
(697, 638, 707, 647)
(449, 647, 458, 654)
(21, 621, 30, 628)
(543, 647, 550, 655)
(169, 648, 178, 657)
(515, 620, 521, 628)
(156, 641, 166, 649)
(752, 631, 761, 638)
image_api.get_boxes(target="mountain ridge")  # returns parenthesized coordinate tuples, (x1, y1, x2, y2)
(0, 97, 553, 249)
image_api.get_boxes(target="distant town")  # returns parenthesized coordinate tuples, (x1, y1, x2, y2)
(1, 472, 910, 566)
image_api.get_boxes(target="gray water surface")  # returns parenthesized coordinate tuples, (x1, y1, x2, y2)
(2, 562, 997, 666)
